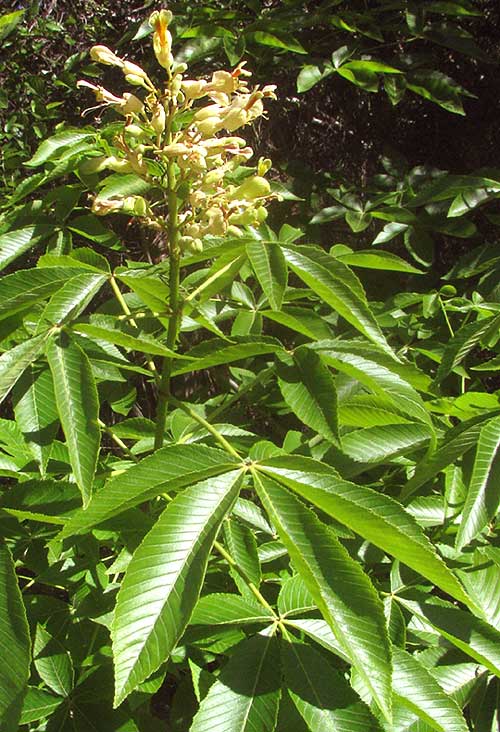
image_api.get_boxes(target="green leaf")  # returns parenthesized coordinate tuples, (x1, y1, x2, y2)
(284, 618, 347, 662)
(224, 518, 261, 589)
(399, 596, 500, 678)
(0, 9, 24, 41)
(392, 647, 468, 732)
(190, 632, 281, 732)
(58, 444, 237, 539)
(252, 30, 306, 54)
(254, 473, 392, 722)
(33, 625, 74, 698)
(283, 638, 382, 732)
(173, 337, 282, 376)
(246, 240, 287, 311)
(340, 423, 430, 463)
(12, 365, 59, 476)
(37, 273, 106, 332)
(46, 332, 100, 507)
(335, 249, 423, 274)
(262, 307, 333, 341)
(19, 687, 63, 725)
(191, 594, 274, 625)
(277, 348, 339, 443)
(112, 470, 242, 706)
(72, 323, 183, 358)
(0, 266, 85, 320)
(283, 245, 394, 356)
(435, 316, 500, 384)
(95, 173, 151, 201)
(0, 541, 30, 731)
(402, 412, 498, 499)
(407, 71, 467, 115)
(259, 459, 470, 606)
(0, 333, 48, 405)
(456, 415, 500, 549)
(315, 342, 431, 425)
(278, 574, 315, 618)
(297, 64, 334, 92)
(26, 129, 95, 167)
(0, 226, 51, 272)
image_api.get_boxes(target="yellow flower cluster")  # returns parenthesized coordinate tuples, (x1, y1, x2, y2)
(77, 8, 276, 253)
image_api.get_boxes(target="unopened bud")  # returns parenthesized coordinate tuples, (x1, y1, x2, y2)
(123, 60, 148, 80)
(231, 175, 271, 201)
(257, 157, 272, 176)
(80, 156, 108, 174)
(151, 102, 166, 135)
(90, 45, 123, 67)
(125, 124, 145, 138)
(122, 196, 149, 216)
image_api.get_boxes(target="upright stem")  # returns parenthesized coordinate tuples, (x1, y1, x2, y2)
(154, 110, 182, 450)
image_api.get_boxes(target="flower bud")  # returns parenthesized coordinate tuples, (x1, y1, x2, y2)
(151, 102, 166, 135)
(125, 73, 149, 88)
(125, 124, 145, 138)
(227, 225, 244, 237)
(231, 176, 271, 201)
(105, 157, 133, 173)
(123, 60, 149, 79)
(122, 196, 149, 216)
(80, 156, 108, 174)
(257, 157, 272, 176)
(90, 45, 123, 67)
(163, 142, 191, 156)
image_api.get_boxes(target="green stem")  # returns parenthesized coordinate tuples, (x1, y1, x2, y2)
(98, 418, 138, 462)
(170, 397, 242, 460)
(109, 276, 158, 376)
(154, 115, 182, 450)
(213, 539, 278, 618)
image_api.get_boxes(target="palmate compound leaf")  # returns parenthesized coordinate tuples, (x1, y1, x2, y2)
(259, 459, 470, 607)
(0, 541, 30, 731)
(190, 631, 281, 732)
(112, 470, 243, 707)
(46, 331, 100, 507)
(57, 444, 239, 540)
(253, 472, 392, 723)
(282, 637, 382, 732)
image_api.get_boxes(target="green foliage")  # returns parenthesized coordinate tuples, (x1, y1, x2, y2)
(0, 2, 499, 731)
